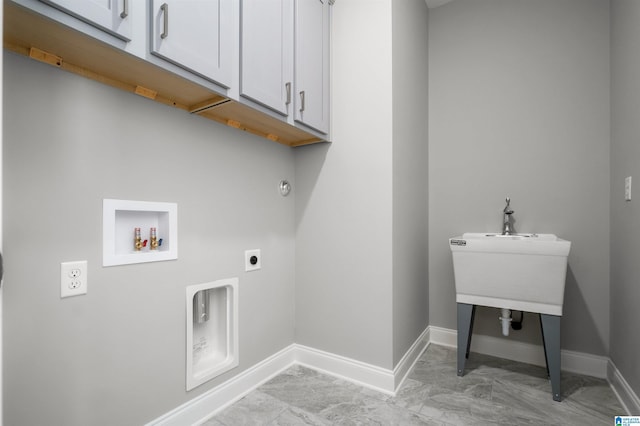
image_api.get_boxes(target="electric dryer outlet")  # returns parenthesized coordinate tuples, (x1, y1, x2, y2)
(245, 249, 261, 272)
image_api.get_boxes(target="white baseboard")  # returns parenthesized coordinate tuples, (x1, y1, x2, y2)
(561, 349, 609, 378)
(393, 327, 430, 391)
(428, 326, 608, 379)
(294, 344, 395, 395)
(294, 327, 430, 395)
(150, 326, 638, 425)
(428, 325, 457, 348)
(148, 329, 430, 425)
(608, 359, 640, 415)
(148, 345, 297, 426)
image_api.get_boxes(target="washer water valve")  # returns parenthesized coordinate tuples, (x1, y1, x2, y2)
(134, 227, 147, 251)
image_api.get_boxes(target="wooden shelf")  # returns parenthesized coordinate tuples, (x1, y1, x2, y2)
(196, 101, 324, 146)
(3, 2, 325, 147)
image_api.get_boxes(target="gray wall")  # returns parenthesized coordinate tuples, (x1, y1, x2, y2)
(428, 0, 611, 355)
(3, 52, 296, 426)
(610, 0, 640, 397)
(392, 0, 430, 366)
(294, 0, 430, 371)
(295, 0, 395, 369)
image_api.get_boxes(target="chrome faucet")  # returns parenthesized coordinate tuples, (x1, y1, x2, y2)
(502, 197, 514, 235)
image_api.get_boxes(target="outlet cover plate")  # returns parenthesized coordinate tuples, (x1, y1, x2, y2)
(245, 249, 261, 272)
(61, 260, 88, 298)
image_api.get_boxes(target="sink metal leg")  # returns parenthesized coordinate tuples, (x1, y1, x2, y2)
(539, 315, 550, 378)
(457, 303, 476, 376)
(540, 314, 562, 402)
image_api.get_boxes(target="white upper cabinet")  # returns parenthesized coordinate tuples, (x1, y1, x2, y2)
(240, 0, 293, 116)
(294, 0, 329, 134)
(150, 0, 234, 88)
(39, 0, 132, 40)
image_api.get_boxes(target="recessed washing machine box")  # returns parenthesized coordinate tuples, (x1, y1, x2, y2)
(102, 199, 178, 266)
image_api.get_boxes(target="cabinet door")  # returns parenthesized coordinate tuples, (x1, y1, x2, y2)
(240, 0, 293, 116)
(39, 0, 132, 40)
(294, 0, 329, 134)
(151, 0, 233, 88)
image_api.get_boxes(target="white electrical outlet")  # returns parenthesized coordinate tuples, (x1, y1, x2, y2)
(625, 176, 632, 201)
(245, 249, 261, 272)
(61, 260, 88, 298)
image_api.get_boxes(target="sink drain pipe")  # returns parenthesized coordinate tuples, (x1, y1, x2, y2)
(511, 310, 524, 330)
(499, 308, 512, 336)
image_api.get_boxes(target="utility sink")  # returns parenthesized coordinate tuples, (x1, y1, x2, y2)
(449, 233, 571, 316)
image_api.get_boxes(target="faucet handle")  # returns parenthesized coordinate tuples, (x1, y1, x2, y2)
(504, 196, 513, 214)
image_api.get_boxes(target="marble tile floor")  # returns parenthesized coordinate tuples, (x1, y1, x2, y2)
(204, 344, 624, 425)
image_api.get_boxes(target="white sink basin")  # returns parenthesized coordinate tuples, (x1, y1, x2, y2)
(449, 233, 571, 315)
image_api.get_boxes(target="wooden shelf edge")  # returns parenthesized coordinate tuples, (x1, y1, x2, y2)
(5, 41, 191, 112)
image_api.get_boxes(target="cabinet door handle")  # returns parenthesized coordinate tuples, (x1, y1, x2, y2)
(299, 91, 305, 112)
(120, 0, 128, 19)
(161, 3, 169, 39)
(285, 82, 291, 105)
